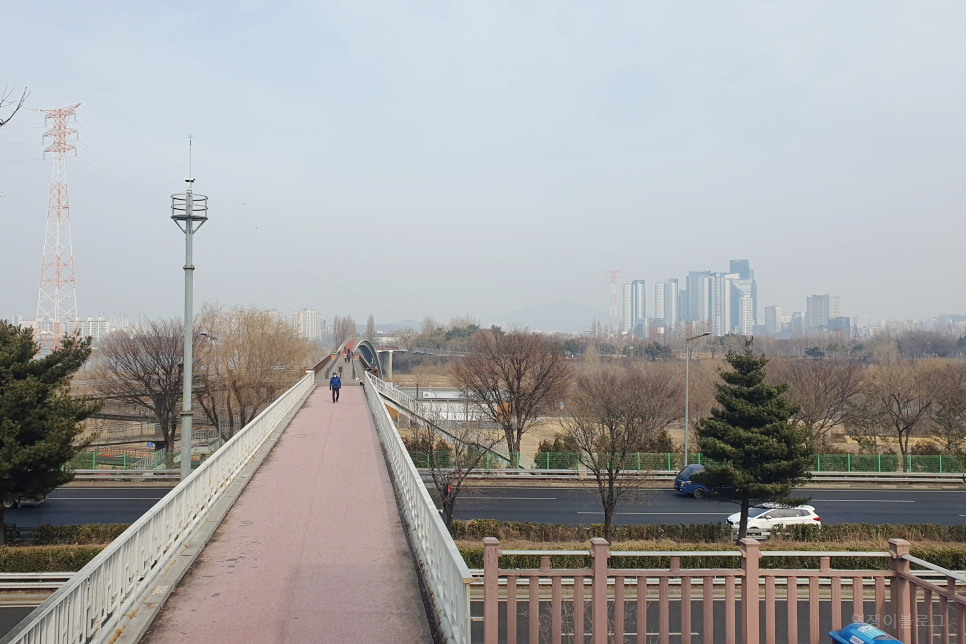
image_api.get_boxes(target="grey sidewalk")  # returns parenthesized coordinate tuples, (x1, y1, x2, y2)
(141, 385, 433, 643)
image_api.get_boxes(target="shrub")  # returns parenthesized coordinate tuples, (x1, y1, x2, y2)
(0, 545, 105, 572)
(31, 524, 130, 545)
(457, 541, 966, 571)
(535, 434, 579, 469)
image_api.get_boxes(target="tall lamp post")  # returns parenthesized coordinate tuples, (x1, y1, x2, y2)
(684, 331, 710, 467)
(172, 178, 208, 480)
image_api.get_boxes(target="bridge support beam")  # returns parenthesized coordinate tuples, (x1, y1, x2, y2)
(378, 350, 393, 379)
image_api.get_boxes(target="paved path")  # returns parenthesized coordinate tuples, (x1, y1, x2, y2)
(141, 384, 433, 644)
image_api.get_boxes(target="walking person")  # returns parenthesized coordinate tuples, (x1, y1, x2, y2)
(329, 372, 342, 403)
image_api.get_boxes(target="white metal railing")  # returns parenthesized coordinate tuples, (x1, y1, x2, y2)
(0, 372, 316, 644)
(131, 450, 167, 470)
(364, 373, 473, 644)
(369, 375, 535, 469)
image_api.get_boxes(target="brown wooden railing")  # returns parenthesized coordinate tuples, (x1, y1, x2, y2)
(481, 538, 965, 644)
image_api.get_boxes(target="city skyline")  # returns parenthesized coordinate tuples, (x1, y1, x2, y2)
(2, 3, 964, 329)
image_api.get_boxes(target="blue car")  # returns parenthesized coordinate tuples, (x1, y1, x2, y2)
(674, 464, 709, 498)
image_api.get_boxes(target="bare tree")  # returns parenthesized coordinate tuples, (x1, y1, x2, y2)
(684, 357, 720, 450)
(844, 401, 894, 455)
(450, 330, 573, 458)
(410, 416, 502, 528)
(0, 87, 28, 129)
(929, 362, 966, 455)
(851, 360, 943, 470)
(768, 357, 864, 449)
(89, 320, 188, 462)
(395, 326, 419, 351)
(563, 362, 682, 540)
(366, 314, 376, 341)
(196, 305, 310, 441)
(332, 314, 356, 349)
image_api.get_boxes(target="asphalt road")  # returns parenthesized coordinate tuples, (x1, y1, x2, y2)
(6, 484, 965, 529)
(452, 486, 966, 526)
(5, 487, 171, 527)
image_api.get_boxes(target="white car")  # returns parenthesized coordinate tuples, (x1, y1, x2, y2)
(727, 504, 820, 537)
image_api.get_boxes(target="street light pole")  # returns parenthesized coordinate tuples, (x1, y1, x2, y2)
(684, 331, 711, 467)
(172, 177, 208, 480)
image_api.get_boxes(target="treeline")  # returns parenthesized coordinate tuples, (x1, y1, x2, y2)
(83, 305, 321, 453)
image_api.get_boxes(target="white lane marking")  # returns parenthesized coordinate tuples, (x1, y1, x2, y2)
(810, 499, 915, 503)
(478, 497, 556, 501)
(47, 497, 166, 501)
(578, 511, 731, 515)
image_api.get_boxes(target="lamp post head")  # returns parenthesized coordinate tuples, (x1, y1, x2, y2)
(687, 331, 711, 342)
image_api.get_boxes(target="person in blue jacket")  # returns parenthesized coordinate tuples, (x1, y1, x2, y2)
(329, 372, 342, 403)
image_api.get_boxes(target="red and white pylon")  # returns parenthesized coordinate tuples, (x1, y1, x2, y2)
(35, 103, 81, 353)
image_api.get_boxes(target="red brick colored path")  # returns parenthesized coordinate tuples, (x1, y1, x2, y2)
(142, 385, 433, 643)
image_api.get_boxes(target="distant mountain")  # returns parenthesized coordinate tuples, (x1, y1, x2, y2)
(500, 301, 606, 334)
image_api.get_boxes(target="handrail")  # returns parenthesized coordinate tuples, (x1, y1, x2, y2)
(902, 554, 966, 583)
(363, 373, 472, 644)
(369, 375, 536, 469)
(0, 372, 316, 644)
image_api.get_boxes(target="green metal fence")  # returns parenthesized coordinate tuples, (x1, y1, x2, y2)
(67, 448, 166, 471)
(526, 452, 966, 473)
(407, 449, 966, 473)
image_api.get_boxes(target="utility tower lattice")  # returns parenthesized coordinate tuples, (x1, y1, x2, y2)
(606, 269, 621, 336)
(35, 104, 81, 354)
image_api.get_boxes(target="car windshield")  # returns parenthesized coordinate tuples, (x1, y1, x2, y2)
(679, 465, 701, 478)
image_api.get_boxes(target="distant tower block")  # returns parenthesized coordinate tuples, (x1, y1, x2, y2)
(35, 104, 81, 353)
(606, 269, 621, 336)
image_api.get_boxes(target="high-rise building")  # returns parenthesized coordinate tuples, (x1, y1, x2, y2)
(666, 278, 679, 327)
(623, 284, 632, 332)
(79, 316, 110, 343)
(623, 280, 646, 334)
(764, 306, 782, 334)
(708, 273, 738, 335)
(654, 279, 679, 329)
(729, 277, 754, 334)
(685, 271, 712, 323)
(736, 297, 754, 335)
(729, 259, 758, 325)
(827, 316, 851, 338)
(653, 284, 665, 321)
(806, 295, 841, 329)
(296, 309, 324, 340)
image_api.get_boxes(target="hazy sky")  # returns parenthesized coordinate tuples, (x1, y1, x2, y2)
(2, 1, 964, 331)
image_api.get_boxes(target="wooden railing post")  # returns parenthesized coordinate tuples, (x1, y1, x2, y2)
(740, 538, 761, 644)
(590, 537, 610, 644)
(889, 538, 913, 643)
(483, 537, 502, 644)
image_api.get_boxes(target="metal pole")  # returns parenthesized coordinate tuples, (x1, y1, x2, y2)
(684, 344, 690, 467)
(180, 191, 194, 480)
(172, 176, 207, 481)
(684, 332, 710, 468)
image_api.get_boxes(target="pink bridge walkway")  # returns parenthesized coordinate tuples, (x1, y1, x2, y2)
(141, 383, 433, 643)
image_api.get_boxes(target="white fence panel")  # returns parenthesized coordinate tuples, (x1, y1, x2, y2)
(0, 373, 316, 644)
(364, 373, 473, 644)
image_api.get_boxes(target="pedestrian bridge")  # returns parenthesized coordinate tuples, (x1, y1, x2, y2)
(1, 351, 962, 644)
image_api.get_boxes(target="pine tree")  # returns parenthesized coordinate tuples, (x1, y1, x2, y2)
(0, 323, 100, 543)
(694, 342, 813, 540)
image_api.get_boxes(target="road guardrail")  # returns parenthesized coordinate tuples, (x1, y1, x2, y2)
(69, 469, 181, 481)
(454, 468, 966, 485)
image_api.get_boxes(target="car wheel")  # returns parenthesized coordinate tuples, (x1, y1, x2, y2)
(693, 488, 706, 499)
